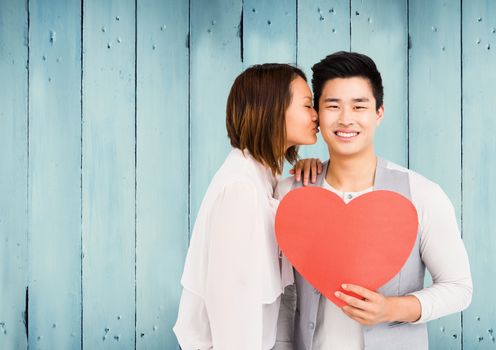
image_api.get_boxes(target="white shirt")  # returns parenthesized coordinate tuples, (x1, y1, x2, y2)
(173, 148, 294, 350)
(276, 160, 473, 350)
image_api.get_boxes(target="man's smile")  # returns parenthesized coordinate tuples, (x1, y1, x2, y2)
(334, 130, 360, 139)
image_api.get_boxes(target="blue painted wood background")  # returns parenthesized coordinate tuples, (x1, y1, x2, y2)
(0, 0, 494, 349)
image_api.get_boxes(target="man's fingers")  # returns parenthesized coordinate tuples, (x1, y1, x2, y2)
(342, 305, 369, 322)
(342, 284, 378, 302)
(335, 291, 368, 311)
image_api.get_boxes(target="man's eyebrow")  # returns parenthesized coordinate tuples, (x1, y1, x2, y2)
(322, 97, 370, 103)
(323, 98, 341, 103)
(353, 97, 370, 102)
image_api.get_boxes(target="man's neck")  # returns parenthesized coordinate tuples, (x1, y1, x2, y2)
(326, 150, 377, 192)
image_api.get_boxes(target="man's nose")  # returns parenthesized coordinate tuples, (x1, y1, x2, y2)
(338, 111, 354, 125)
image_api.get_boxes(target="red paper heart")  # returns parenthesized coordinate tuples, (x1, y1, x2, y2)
(275, 187, 418, 307)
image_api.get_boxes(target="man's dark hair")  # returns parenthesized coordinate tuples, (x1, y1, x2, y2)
(311, 51, 384, 111)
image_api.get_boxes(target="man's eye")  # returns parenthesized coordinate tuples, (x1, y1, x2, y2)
(355, 106, 366, 110)
(327, 105, 339, 109)
(305, 105, 312, 108)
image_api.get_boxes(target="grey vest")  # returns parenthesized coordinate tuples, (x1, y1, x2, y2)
(293, 158, 427, 350)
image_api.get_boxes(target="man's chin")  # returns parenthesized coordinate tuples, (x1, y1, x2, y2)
(329, 147, 367, 159)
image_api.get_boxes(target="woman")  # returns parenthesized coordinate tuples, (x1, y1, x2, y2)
(173, 64, 319, 349)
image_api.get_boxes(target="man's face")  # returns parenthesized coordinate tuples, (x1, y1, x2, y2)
(318, 77, 384, 158)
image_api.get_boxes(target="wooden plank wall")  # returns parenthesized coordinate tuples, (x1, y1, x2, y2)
(409, 1, 463, 348)
(1, 0, 494, 349)
(0, 0, 28, 349)
(135, 0, 189, 348)
(82, 0, 136, 348)
(462, 1, 496, 349)
(28, 0, 82, 348)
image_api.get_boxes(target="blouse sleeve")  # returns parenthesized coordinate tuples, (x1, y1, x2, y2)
(204, 180, 267, 349)
(173, 288, 213, 349)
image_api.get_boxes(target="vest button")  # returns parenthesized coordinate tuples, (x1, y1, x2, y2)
(314, 288, 320, 294)
(308, 322, 315, 330)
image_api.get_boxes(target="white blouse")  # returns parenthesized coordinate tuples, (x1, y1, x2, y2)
(173, 148, 294, 350)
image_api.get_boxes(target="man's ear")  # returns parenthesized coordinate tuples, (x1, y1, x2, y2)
(376, 105, 385, 125)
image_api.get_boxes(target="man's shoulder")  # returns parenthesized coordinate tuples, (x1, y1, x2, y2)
(275, 176, 295, 200)
(381, 158, 446, 203)
(382, 159, 439, 187)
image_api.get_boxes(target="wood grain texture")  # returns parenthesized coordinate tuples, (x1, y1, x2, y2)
(243, 0, 296, 67)
(409, 1, 462, 348)
(0, 0, 28, 348)
(462, 0, 496, 348)
(136, 0, 189, 348)
(82, 0, 135, 348)
(1, 1, 493, 348)
(28, 0, 82, 348)
(297, 0, 351, 163)
(190, 0, 243, 224)
(351, 0, 408, 166)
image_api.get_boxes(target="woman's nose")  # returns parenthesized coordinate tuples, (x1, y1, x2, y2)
(311, 108, 318, 121)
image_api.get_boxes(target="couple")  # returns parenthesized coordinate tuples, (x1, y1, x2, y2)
(173, 52, 473, 349)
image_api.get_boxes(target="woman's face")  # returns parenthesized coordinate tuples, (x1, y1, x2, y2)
(285, 76, 319, 149)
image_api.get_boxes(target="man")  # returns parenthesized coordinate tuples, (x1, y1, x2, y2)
(276, 51, 472, 350)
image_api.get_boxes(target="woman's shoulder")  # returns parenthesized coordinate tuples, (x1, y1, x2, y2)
(212, 148, 272, 191)
(212, 162, 259, 192)
(203, 171, 259, 213)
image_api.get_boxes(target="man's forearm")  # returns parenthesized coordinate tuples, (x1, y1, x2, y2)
(386, 295, 421, 323)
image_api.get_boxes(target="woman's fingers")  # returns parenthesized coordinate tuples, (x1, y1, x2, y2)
(303, 159, 312, 185)
(311, 159, 317, 184)
(291, 158, 323, 185)
(294, 161, 303, 181)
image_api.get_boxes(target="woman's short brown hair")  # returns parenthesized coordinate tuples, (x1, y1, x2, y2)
(226, 63, 307, 175)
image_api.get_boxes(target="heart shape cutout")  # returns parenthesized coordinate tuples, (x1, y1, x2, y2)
(275, 187, 418, 307)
